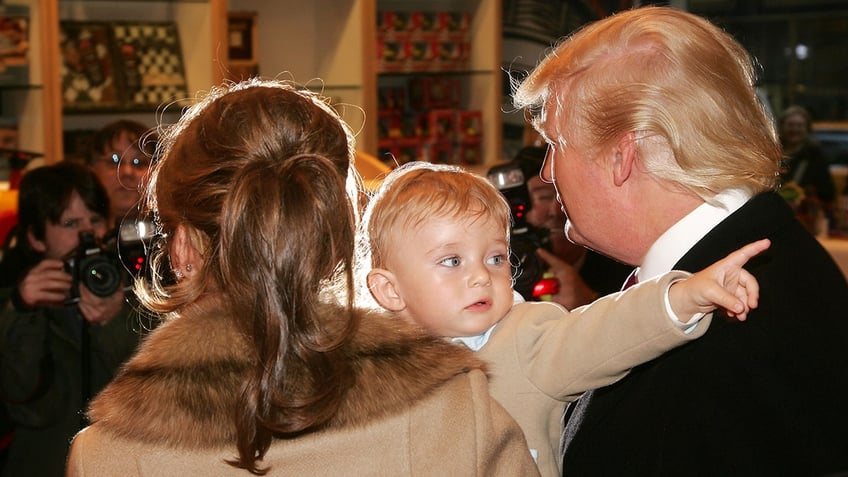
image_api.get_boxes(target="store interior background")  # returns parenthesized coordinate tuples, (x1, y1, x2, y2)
(1, 0, 847, 182)
(498, 0, 848, 159)
(226, 0, 848, 164)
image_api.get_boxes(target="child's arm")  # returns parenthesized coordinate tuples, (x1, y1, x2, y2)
(505, 240, 769, 401)
(668, 238, 770, 322)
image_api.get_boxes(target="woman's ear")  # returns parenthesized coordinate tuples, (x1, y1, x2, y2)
(367, 269, 406, 312)
(170, 224, 202, 279)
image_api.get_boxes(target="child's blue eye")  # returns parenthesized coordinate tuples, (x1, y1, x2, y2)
(440, 256, 461, 267)
(488, 254, 506, 266)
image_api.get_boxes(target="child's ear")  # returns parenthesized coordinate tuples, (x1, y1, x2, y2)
(367, 268, 406, 312)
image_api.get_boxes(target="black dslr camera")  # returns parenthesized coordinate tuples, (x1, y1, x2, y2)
(487, 162, 554, 301)
(63, 231, 123, 304)
(63, 219, 154, 305)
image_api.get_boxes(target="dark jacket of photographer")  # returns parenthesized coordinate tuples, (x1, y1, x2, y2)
(0, 289, 144, 477)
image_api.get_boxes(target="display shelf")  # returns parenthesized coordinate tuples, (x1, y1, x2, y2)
(7, 0, 226, 165)
(229, 0, 501, 165)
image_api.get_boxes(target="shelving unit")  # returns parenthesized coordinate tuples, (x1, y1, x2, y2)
(7, 0, 501, 168)
(229, 0, 502, 166)
(9, 0, 227, 166)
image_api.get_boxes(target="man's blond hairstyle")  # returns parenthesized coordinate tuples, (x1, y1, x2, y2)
(514, 6, 782, 200)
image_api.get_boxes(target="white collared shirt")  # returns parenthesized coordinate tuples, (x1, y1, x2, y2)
(637, 188, 752, 282)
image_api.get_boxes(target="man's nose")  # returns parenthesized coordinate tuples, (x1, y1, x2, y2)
(541, 147, 554, 183)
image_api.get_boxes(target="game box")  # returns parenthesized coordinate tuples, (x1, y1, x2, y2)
(60, 20, 188, 111)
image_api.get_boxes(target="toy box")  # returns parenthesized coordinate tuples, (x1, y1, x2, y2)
(458, 139, 482, 165)
(0, 5, 29, 86)
(428, 141, 456, 165)
(427, 109, 458, 141)
(458, 111, 483, 141)
(409, 78, 460, 110)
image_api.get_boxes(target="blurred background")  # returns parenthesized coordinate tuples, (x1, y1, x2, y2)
(502, 0, 848, 165)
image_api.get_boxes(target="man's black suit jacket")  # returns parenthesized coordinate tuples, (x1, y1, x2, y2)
(562, 192, 848, 476)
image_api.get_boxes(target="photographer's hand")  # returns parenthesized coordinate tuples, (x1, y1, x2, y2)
(535, 248, 599, 309)
(78, 285, 125, 325)
(17, 259, 73, 308)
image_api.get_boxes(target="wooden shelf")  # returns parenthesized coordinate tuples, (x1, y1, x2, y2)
(228, 0, 502, 166)
(12, 0, 227, 165)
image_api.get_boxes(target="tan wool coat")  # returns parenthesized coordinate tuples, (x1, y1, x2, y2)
(478, 271, 711, 477)
(66, 298, 540, 477)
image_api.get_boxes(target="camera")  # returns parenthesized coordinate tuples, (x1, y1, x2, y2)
(115, 218, 155, 279)
(63, 218, 154, 305)
(63, 231, 123, 304)
(487, 162, 554, 301)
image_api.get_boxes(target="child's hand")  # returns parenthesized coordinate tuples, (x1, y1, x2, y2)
(669, 239, 770, 321)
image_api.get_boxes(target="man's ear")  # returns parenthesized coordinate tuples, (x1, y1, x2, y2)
(26, 228, 46, 253)
(367, 268, 406, 312)
(612, 132, 637, 186)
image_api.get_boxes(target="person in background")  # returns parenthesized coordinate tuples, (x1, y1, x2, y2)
(778, 105, 837, 227)
(362, 161, 768, 477)
(0, 162, 144, 477)
(85, 120, 156, 228)
(513, 146, 631, 308)
(66, 79, 538, 476)
(514, 6, 848, 475)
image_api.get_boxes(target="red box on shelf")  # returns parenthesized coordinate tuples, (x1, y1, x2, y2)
(377, 39, 408, 73)
(436, 12, 471, 34)
(458, 139, 482, 166)
(378, 86, 405, 111)
(428, 109, 458, 141)
(411, 12, 439, 40)
(378, 111, 403, 139)
(395, 138, 423, 165)
(428, 141, 456, 165)
(458, 111, 483, 141)
(409, 78, 460, 110)
(405, 40, 438, 71)
(378, 11, 414, 34)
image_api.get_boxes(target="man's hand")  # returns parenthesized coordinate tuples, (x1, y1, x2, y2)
(17, 259, 72, 308)
(535, 248, 599, 309)
(77, 285, 126, 325)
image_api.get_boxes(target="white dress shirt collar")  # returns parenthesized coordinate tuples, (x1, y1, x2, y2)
(637, 188, 752, 281)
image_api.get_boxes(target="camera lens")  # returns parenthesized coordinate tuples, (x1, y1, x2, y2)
(80, 255, 122, 297)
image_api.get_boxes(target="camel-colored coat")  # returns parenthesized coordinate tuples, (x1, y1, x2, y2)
(478, 271, 711, 477)
(66, 298, 539, 476)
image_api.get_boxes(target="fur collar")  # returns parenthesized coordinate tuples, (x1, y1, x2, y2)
(87, 297, 484, 449)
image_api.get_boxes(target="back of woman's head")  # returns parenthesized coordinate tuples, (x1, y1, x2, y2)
(142, 79, 357, 311)
(515, 6, 782, 198)
(139, 79, 360, 474)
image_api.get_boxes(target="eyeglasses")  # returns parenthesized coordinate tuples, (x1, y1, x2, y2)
(98, 153, 151, 170)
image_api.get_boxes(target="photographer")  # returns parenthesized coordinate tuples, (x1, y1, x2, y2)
(0, 162, 144, 477)
(507, 147, 631, 308)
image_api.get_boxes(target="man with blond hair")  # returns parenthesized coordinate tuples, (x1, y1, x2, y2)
(515, 6, 848, 475)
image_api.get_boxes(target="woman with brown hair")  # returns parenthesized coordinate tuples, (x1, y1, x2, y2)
(66, 79, 537, 476)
